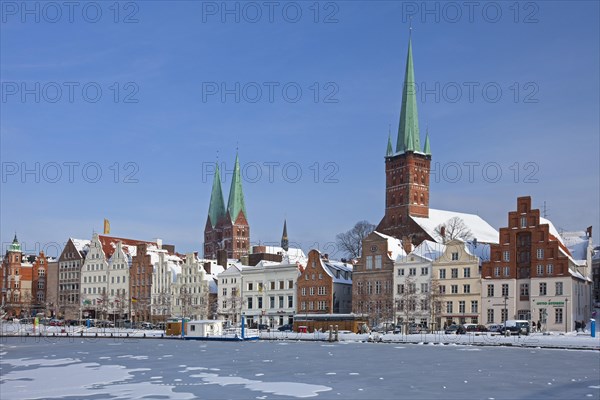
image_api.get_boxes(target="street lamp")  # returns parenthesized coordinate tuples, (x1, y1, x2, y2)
(565, 297, 569, 333)
(503, 295, 508, 332)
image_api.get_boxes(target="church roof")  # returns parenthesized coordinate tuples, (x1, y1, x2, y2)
(396, 35, 421, 154)
(410, 208, 499, 244)
(207, 163, 226, 228)
(227, 153, 247, 222)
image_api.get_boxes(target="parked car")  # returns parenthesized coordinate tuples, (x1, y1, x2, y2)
(49, 319, 64, 326)
(257, 324, 269, 330)
(278, 324, 293, 332)
(499, 320, 530, 336)
(140, 322, 154, 330)
(487, 324, 503, 333)
(444, 324, 466, 334)
(408, 323, 429, 334)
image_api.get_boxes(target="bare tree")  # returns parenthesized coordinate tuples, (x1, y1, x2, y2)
(434, 217, 473, 243)
(426, 279, 445, 332)
(396, 275, 420, 333)
(336, 220, 376, 259)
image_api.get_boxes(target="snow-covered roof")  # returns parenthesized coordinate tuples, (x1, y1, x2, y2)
(561, 231, 591, 261)
(539, 217, 566, 246)
(217, 265, 243, 277)
(409, 240, 446, 261)
(411, 208, 499, 244)
(322, 260, 353, 284)
(569, 268, 591, 282)
(169, 264, 181, 283)
(70, 238, 90, 255)
(373, 231, 406, 260)
(465, 240, 491, 263)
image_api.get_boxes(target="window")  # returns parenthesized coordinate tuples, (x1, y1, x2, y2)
(301, 301, 306, 310)
(451, 252, 459, 261)
(459, 301, 465, 313)
(501, 284, 509, 297)
(318, 273, 323, 280)
(397, 268, 405, 276)
(494, 267, 500, 277)
(279, 296, 284, 308)
(537, 265, 544, 276)
(555, 282, 563, 296)
(446, 301, 453, 313)
(439, 285, 446, 294)
(520, 283, 529, 296)
(421, 267, 428, 275)
(463, 284, 471, 294)
(503, 251, 510, 262)
(247, 297, 253, 309)
(409, 268, 416, 276)
(539, 282, 547, 296)
(537, 248, 544, 259)
(501, 309, 508, 323)
(305, 274, 309, 281)
(309, 287, 315, 296)
(555, 308, 563, 324)
(257, 297, 263, 309)
(375, 255, 382, 269)
(222, 301, 227, 309)
(223, 288, 227, 296)
(408, 283, 416, 293)
(366, 256, 373, 269)
(367, 282, 373, 295)
(520, 216, 527, 228)
(463, 268, 471, 278)
(309, 301, 314, 310)
(421, 283, 429, 293)
(269, 296, 275, 308)
(503, 267, 510, 277)
(248, 282, 254, 291)
(288, 296, 293, 308)
(546, 264, 553, 275)
(439, 269, 446, 279)
(375, 281, 381, 294)
(451, 285, 458, 294)
(288, 280, 293, 289)
(487, 309, 494, 324)
(471, 300, 478, 314)
(397, 284, 404, 294)
(487, 284, 494, 297)
(301, 287, 306, 296)
(451, 268, 458, 278)
(318, 286, 326, 295)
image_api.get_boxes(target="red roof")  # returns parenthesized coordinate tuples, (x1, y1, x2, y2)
(98, 235, 156, 258)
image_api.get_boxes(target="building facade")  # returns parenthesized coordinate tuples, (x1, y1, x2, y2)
(481, 196, 593, 332)
(57, 238, 89, 319)
(297, 250, 352, 316)
(352, 231, 405, 326)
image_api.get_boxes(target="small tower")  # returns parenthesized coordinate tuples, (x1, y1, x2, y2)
(281, 220, 289, 252)
(204, 163, 226, 259)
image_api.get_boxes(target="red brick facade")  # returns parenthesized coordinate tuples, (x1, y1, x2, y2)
(377, 152, 432, 243)
(297, 250, 334, 314)
(483, 197, 570, 281)
(204, 211, 250, 260)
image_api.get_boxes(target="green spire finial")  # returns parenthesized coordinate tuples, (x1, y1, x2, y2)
(423, 127, 431, 155)
(207, 163, 226, 228)
(396, 32, 420, 153)
(386, 125, 394, 157)
(227, 153, 247, 223)
(9, 233, 21, 252)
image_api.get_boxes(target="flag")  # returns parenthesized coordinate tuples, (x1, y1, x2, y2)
(131, 297, 138, 303)
(103, 219, 110, 234)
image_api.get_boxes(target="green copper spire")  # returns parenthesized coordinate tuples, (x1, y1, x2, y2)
(9, 233, 21, 252)
(227, 153, 247, 223)
(386, 126, 394, 157)
(396, 35, 420, 153)
(208, 163, 226, 228)
(281, 219, 289, 251)
(423, 128, 431, 155)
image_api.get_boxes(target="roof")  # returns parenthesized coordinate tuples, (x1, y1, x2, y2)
(465, 240, 491, 263)
(395, 36, 421, 154)
(410, 240, 446, 261)
(322, 260, 353, 284)
(411, 208, 499, 244)
(561, 231, 591, 262)
(98, 235, 157, 259)
(227, 153, 247, 222)
(69, 238, 90, 257)
(373, 231, 406, 260)
(207, 163, 226, 228)
(539, 217, 566, 247)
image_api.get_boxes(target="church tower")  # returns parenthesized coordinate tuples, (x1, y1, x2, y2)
(203, 154, 250, 260)
(377, 33, 432, 241)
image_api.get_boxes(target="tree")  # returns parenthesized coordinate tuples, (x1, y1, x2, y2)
(426, 279, 445, 332)
(336, 220, 376, 259)
(435, 217, 473, 243)
(395, 275, 420, 333)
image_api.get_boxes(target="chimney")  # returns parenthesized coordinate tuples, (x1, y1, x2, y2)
(587, 226, 593, 238)
(402, 236, 413, 254)
(203, 261, 212, 275)
(440, 226, 446, 242)
(217, 249, 227, 269)
(156, 238, 162, 249)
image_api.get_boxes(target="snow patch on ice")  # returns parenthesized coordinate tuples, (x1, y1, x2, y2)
(1, 357, 80, 367)
(117, 355, 148, 360)
(190, 372, 332, 397)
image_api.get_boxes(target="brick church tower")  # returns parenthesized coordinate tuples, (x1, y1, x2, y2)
(204, 154, 250, 260)
(376, 33, 432, 241)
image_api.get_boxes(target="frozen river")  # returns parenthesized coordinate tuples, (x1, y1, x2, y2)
(1, 337, 599, 399)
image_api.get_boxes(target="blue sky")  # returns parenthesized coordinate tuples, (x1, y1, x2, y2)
(1, 1, 599, 258)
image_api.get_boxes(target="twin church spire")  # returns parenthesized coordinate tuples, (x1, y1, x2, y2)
(388, 34, 431, 157)
(207, 153, 247, 227)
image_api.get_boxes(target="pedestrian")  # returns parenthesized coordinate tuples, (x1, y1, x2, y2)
(581, 320, 586, 332)
(538, 320, 542, 332)
(532, 321, 536, 333)
(575, 321, 581, 332)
